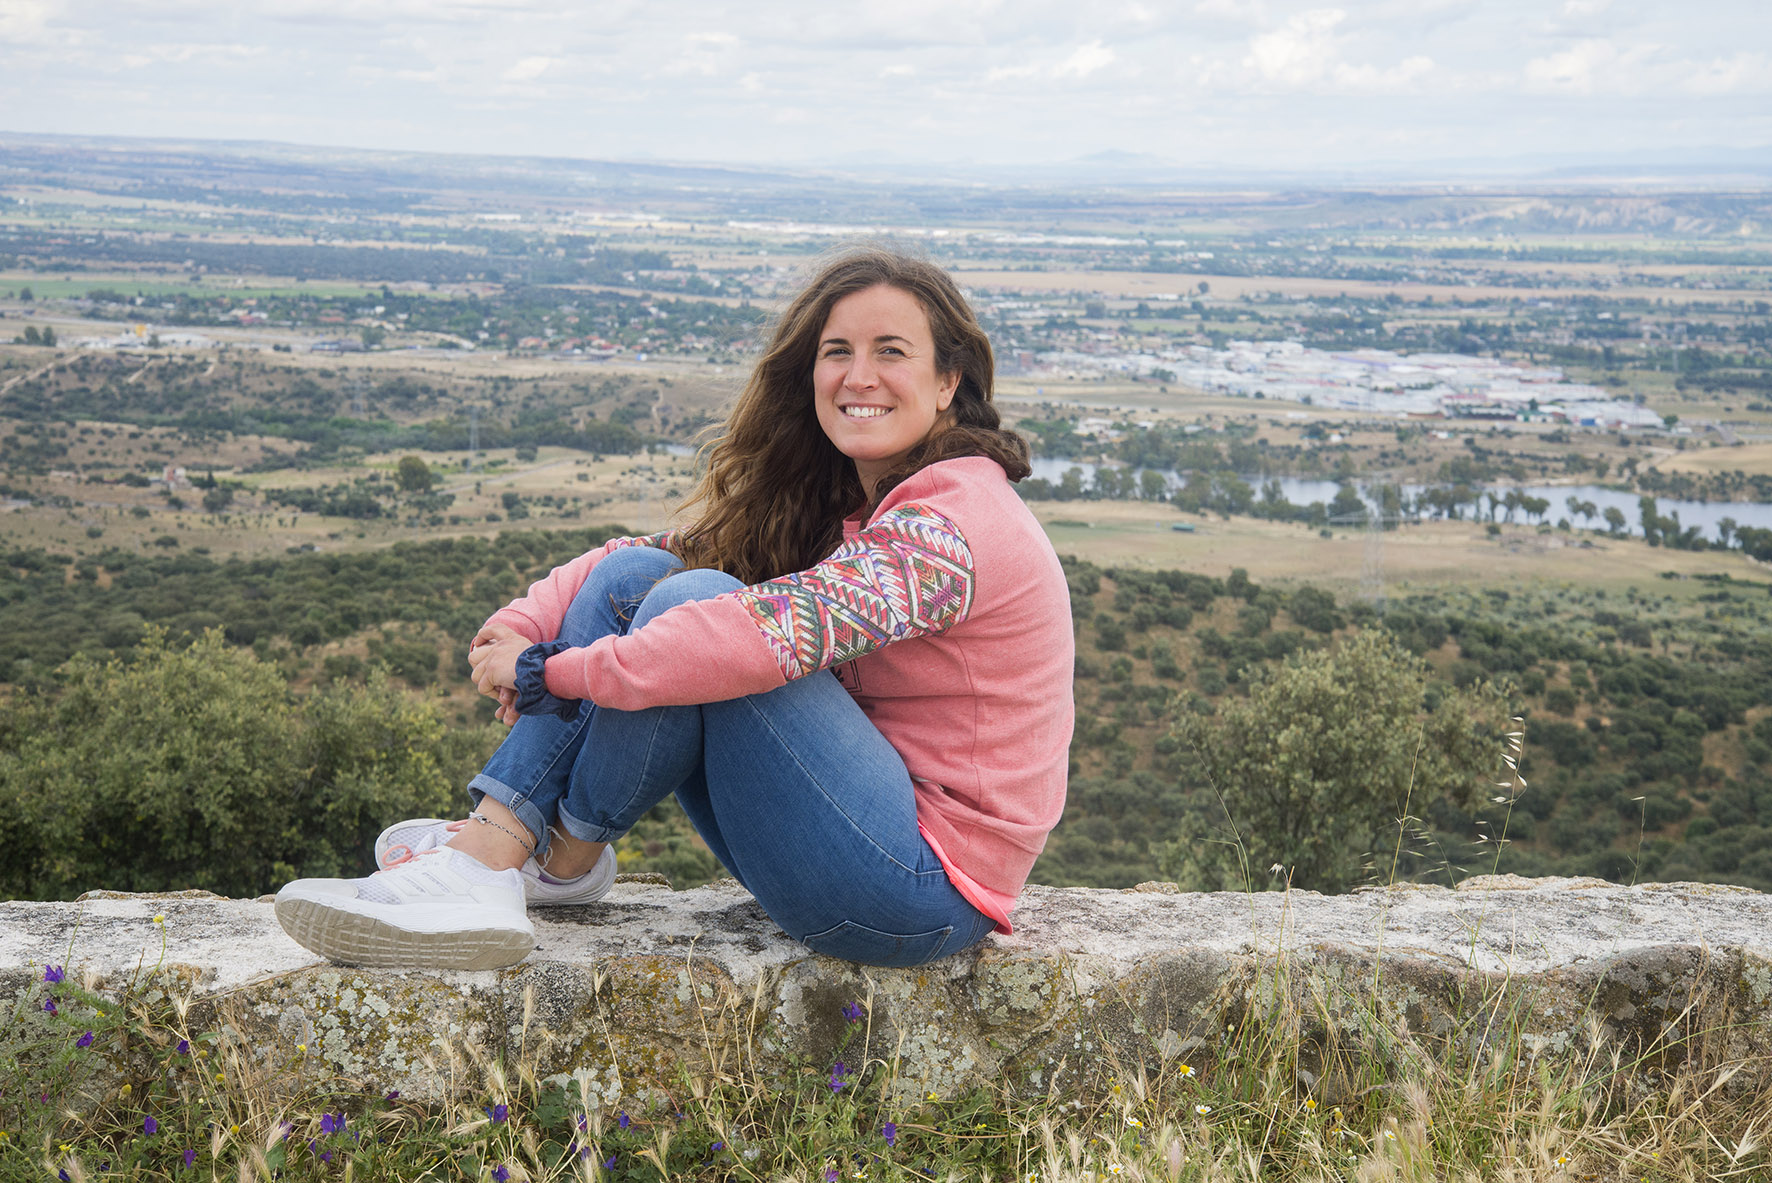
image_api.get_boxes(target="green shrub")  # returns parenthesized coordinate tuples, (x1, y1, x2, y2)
(0, 631, 496, 900)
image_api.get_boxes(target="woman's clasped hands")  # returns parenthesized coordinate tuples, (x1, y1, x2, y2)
(468, 622, 532, 725)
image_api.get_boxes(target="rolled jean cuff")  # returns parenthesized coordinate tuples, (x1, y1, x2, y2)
(554, 800, 629, 846)
(467, 772, 554, 861)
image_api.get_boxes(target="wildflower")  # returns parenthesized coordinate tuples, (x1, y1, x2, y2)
(184, 1149, 196, 1168)
(1556, 1153, 1569, 1166)
(76, 1032, 94, 1049)
(59, 1172, 69, 1182)
(385, 1090, 400, 1101)
(1178, 1063, 1195, 1078)
(843, 1001, 864, 1022)
(493, 1167, 510, 1182)
(295, 1044, 306, 1054)
(486, 1103, 508, 1124)
(711, 1142, 724, 1151)
(145, 1116, 159, 1135)
(1126, 1116, 1143, 1129)
(825, 1166, 839, 1183)
(1108, 1165, 1125, 1176)
(320, 1151, 333, 1164)
(603, 1155, 617, 1170)
(1304, 1098, 1316, 1111)
(319, 1114, 344, 1135)
(1195, 1104, 1212, 1115)
(829, 1062, 849, 1091)
(882, 1121, 897, 1147)
(617, 1111, 630, 1130)
(177, 1039, 189, 1054)
(43, 965, 65, 984)
(228, 1125, 239, 1135)
(43, 998, 57, 1014)
(1383, 1130, 1397, 1142)
(214, 1072, 224, 1083)
(154, 914, 166, 926)
(927, 1092, 939, 1102)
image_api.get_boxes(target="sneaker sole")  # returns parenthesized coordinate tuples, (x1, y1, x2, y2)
(275, 891, 535, 971)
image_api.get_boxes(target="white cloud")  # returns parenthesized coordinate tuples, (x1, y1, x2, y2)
(1523, 38, 1654, 94)
(1561, 0, 1611, 15)
(502, 55, 555, 82)
(1681, 51, 1772, 95)
(1243, 8, 1344, 87)
(1054, 40, 1115, 79)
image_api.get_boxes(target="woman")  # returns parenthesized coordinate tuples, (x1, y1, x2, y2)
(275, 248, 1074, 971)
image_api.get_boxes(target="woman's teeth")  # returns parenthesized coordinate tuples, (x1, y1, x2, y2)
(843, 406, 890, 418)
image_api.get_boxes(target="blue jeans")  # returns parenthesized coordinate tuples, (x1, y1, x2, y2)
(468, 546, 997, 968)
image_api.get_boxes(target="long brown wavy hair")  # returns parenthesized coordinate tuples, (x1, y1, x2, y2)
(674, 247, 1031, 584)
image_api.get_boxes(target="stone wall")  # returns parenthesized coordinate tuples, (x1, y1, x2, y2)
(6, 875, 1772, 1107)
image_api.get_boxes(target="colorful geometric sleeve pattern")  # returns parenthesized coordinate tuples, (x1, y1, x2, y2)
(734, 504, 975, 683)
(606, 528, 681, 556)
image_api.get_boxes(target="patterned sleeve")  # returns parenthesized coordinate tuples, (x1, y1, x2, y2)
(607, 528, 681, 556)
(732, 504, 975, 682)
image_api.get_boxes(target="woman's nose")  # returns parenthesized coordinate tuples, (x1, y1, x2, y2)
(844, 355, 878, 390)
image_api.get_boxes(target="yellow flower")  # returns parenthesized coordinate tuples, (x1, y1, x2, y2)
(1383, 1130, 1398, 1142)
(1195, 1104, 1212, 1116)
(1178, 1064, 1195, 1078)
(1126, 1116, 1143, 1129)
(119, 1084, 132, 1097)
(296, 1044, 307, 1053)
(1304, 1099, 1317, 1111)
(59, 1144, 72, 1153)
(153, 913, 166, 926)
(1556, 1153, 1569, 1166)
(1107, 1165, 1125, 1176)
(214, 1072, 225, 1083)
(229, 1125, 240, 1135)
(927, 1092, 939, 1102)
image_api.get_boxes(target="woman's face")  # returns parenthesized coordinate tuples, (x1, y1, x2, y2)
(813, 284, 959, 497)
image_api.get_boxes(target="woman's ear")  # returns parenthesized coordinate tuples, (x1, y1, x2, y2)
(937, 371, 959, 412)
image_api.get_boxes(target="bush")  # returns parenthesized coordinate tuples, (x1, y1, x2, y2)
(0, 631, 495, 900)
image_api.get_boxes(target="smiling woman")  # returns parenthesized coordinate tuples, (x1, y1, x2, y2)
(274, 247, 1073, 973)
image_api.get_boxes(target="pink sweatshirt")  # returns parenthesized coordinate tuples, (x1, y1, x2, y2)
(485, 456, 1075, 931)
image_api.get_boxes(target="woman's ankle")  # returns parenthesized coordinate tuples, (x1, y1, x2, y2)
(540, 834, 608, 880)
(444, 801, 537, 872)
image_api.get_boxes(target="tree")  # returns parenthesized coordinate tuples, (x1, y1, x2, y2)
(395, 454, 435, 494)
(0, 630, 482, 900)
(1160, 631, 1509, 893)
(201, 486, 234, 514)
(1604, 506, 1628, 536)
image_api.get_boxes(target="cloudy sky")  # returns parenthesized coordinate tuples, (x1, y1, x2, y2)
(2, 0, 1767, 175)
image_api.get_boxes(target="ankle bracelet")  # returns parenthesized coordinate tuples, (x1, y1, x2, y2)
(468, 811, 536, 858)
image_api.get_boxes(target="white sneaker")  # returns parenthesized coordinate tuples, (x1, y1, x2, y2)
(274, 848, 535, 970)
(374, 817, 618, 907)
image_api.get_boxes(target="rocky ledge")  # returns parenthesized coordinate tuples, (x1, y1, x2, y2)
(5, 875, 1771, 1106)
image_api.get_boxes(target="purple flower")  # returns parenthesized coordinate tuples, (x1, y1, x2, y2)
(43, 997, 57, 1014)
(177, 1039, 190, 1055)
(385, 1090, 400, 1101)
(825, 1168, 839, 1183)
(320, 1151, 333, 1164)
(183, 1149, 196, 1169)
(883, 1121, 898, 1147)
(43, 965, 65, 984)
(575, 1115, 587, 1131)
(145, 1116, 159, 1135)
(602, 1155, 617, 1170)
(76, 1031, 94, 1049)
(319, 1113, 344, 1135)
(58, 1172, 70, 1182)
(842, 1001, 864, 1022)
(617, 1111, 630, 1130)
(486, 1103, 508, 1124)
(492, 1167, 510, 1182)
(829, 1062, 849, 1092)
(711, 1141, 724, 1151)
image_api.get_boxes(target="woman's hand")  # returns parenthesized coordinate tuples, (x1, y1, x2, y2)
(468, 623, 530, 714)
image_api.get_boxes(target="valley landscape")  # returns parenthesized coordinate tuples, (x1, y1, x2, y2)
(5, 133, 1772, 900)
